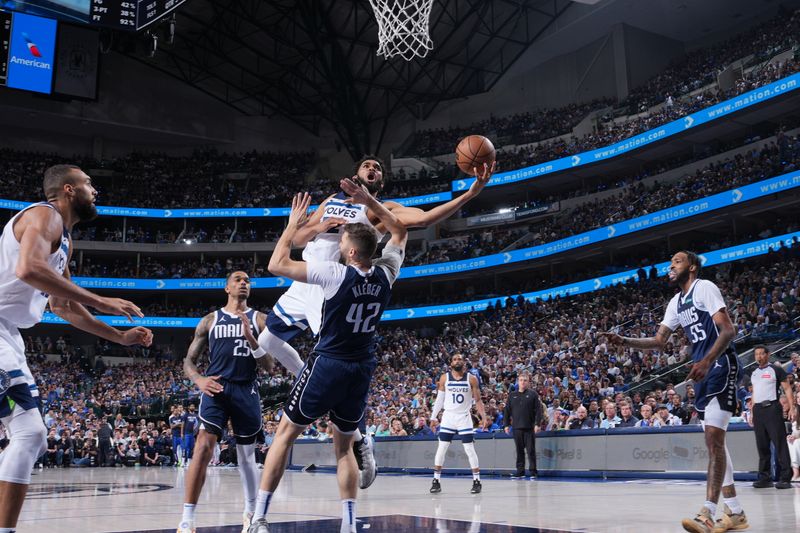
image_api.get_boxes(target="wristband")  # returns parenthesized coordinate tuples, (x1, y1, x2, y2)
(252, 346, 267, 358)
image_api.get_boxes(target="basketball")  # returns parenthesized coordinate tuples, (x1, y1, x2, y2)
(455, 135, 496, 175)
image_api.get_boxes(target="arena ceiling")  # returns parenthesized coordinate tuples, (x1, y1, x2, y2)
(127, 0, 799, 157)
(129, 0, 578, 157)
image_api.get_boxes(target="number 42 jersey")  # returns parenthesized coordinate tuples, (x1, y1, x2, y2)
(306, 244, 404, 362)
(661, 279, 736, 363)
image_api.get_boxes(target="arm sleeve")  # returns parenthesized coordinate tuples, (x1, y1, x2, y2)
(306, 260, 348, 299)
(695, 279, 727, 316)
(431, 390, 445, 420)
(374, 244, 405, 286)
(660, 294, 681, 330)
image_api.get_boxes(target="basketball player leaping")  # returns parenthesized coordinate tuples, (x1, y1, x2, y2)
(256, 155, 494, 489)
(605, 251, 752, 533)
(429, 353, 487, 495)
(0, 164, 153, 533)
(248, 180, 407, 533)
(178, 272, 274, 533)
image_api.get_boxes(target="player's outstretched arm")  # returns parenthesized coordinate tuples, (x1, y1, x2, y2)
(379, 161, 495, 229)
(268, 192, 312, 282)
(184, 313, 224, 396)
(605, 324, 672, 351)
(341, 178, 407, 249)
(17, 206, 145, 320)
(49, 264, 153, 347)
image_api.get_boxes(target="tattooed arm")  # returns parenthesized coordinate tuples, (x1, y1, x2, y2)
(184, 313, 224, 396)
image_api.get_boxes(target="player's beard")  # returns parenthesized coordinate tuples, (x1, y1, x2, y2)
(354, 176, 382, 195)
(75, 199, 98, 222)
(669, 268, 690, 287)
(451, 363, 464, 372)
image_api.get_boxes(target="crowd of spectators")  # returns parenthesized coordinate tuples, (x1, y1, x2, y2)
(404, 9, 800, 173)
(2, 12, 799, 220)
(404, 130, 800, 265)
(0, 148, 316, 209)
(249, 253, 798, 441)
(3, 252, 796, 466)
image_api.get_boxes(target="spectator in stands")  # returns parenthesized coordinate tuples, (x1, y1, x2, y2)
(617, 401, 639, 428)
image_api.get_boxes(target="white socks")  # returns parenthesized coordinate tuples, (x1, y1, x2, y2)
(257, 329, 304, 375)
(723, 496, 743, 514)
(473, 471, 480, 481)
(253, 489, 273, 521)
(181, 503, 196, 524)
(433, 470, 442, 480)
(341, 499, 356, 533)
(704, 501, 717, 516)
(236, 444, 259, 515)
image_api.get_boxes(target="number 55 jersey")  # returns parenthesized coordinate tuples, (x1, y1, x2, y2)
(661, 279, 742, 417)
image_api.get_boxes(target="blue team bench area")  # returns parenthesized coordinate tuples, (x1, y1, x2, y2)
(288, 425, 760, 481)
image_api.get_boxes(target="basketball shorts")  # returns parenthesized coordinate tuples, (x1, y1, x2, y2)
(0, 319, 39, 420)
(266, 281, 324, 342)
(284, 353, 376, 433)
(694, 348, 740, 422)
(198, 379, 262, 445)
(439, 411, 475, 443)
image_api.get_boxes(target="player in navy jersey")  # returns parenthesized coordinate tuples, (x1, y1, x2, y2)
(255, 156, 494, 490)
(177, 272, 274, 533)
(181, 404, 198, 466)
(605, 251, 747, 533)
(247, 181, 407, 533)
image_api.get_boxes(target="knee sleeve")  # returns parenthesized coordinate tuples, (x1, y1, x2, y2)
(258, 328, 304, 375)
(723, 444, 734, 487)
(236, 443, 259, 505)
(434, 441, 450, 467)
(0, 407, 47, 484)
(463, 442, 479, 470)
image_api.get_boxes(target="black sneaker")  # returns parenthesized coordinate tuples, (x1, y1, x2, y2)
(752, 479, 774, 488)
(510, 472, 525, 479)
(430, 479, 442, 493)
(776, 481, 792, 489)
(470, 479, 482, 494)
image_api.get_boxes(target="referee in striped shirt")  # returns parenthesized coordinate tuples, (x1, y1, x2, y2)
(749, 345, 796, 489)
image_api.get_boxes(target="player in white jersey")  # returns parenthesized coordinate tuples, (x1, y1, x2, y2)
(429, 353, 487, 494)
(256, 155, 495, 489)
(0, 164, 153, 532)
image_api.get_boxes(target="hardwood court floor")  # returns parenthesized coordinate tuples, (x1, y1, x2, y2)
(15, 466, 800, 532)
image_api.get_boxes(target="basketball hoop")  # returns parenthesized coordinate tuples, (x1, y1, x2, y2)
(368, 0, 434, 61)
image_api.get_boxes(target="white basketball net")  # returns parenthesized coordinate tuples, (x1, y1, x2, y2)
(368, 0, 434, 61)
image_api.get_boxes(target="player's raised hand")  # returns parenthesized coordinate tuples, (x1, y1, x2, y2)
(340, 177, 372, 204)
(288, 192, 312, 228)
(120, 326, 153, 347)
(235, 311, 258, 345)
(469, 160, 496, 196)
(96, 297, 144, 321)
(319, 217, 347, 232)
(196, 375, 224, 396)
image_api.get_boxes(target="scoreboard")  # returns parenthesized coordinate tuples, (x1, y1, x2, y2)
(91, 0, 189, 31)
(1, 1, 188, 32)
(1, 11, 10, 85)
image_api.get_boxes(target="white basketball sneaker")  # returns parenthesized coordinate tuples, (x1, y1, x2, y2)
(354, 434, 377, 489)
